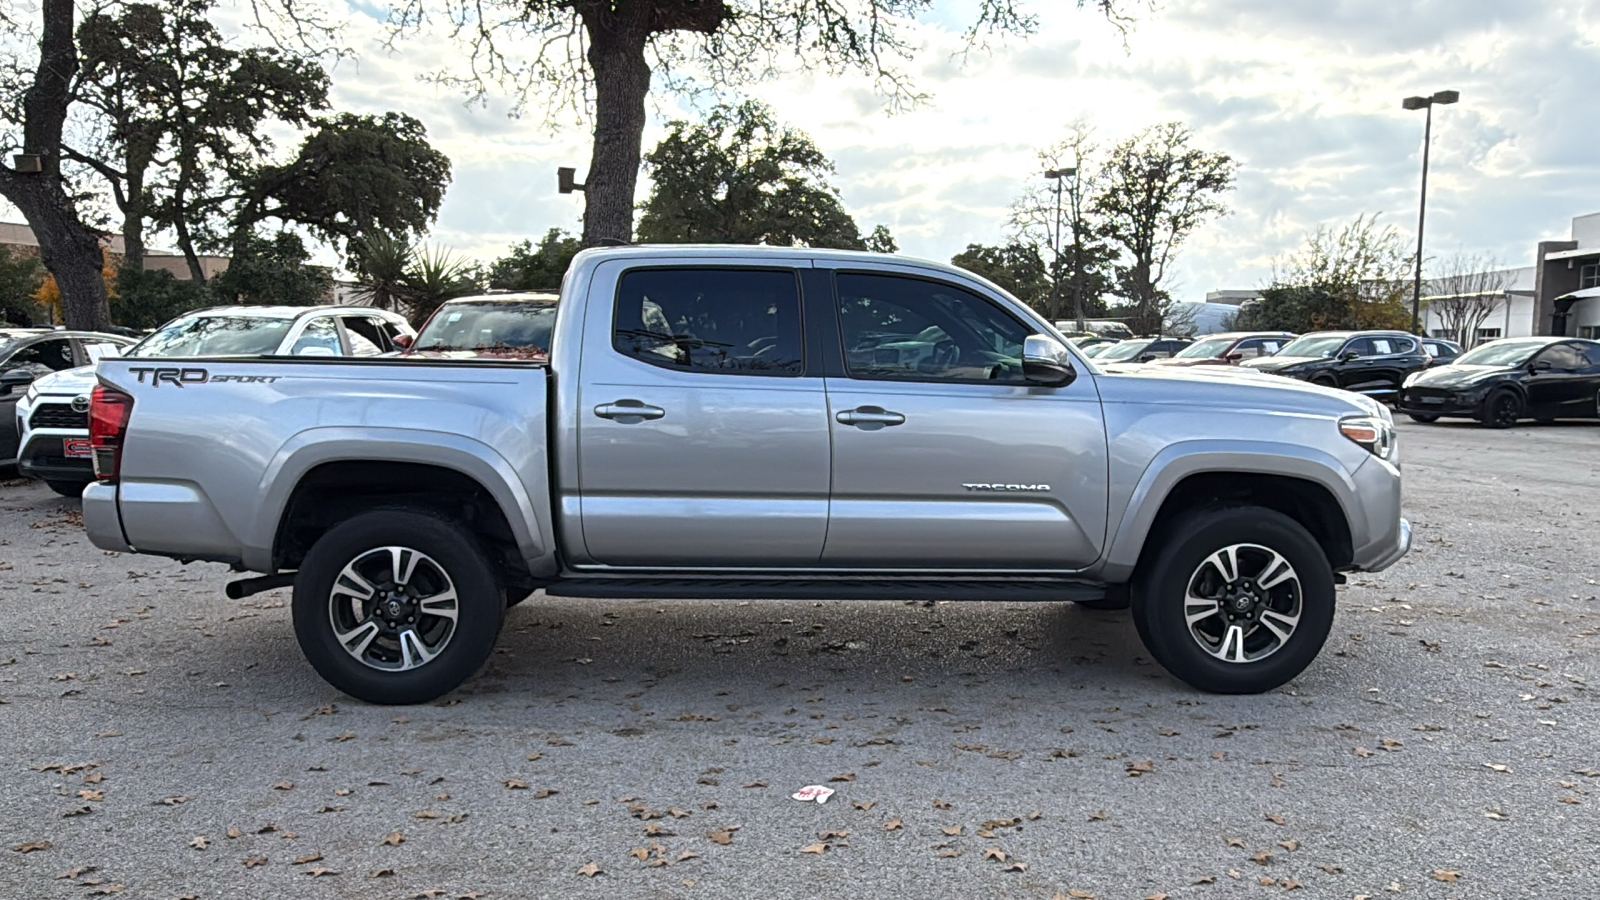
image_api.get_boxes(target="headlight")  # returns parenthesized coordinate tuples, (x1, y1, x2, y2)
(24, 384, 38, 405)
(1340, 414, 1395, 460)
(1401, 372, 1421, 389)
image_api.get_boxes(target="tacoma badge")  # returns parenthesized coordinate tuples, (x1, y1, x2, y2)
(962, 483, 1051, 492)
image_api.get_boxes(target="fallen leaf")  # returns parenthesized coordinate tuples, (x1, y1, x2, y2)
(744, 781, 768, 789)
(160, 795, 189, 806)
(189, 837, 210, 850)
(502, 779, 528, 790)
(1353, 747, 1373, 758)
(643, 823, 674, 837)
(983, 847, 1007, 862)
(380, 831, 405, 847)
(818, 829, 849, 840)
(294, 852, 323, 865)
(1276, 840, 1299, 851)
(677, 850, 699, 862)
(941, 825, 963, 836)
(1005, 861, 1028, 872)
(369, 868, 395, 878)
(628, 848, 649, 861)
(576, 861, 601, 877)
(707, 830, 734, 845)
(799, 842, 828, 855)
(884, 818, 903, 831)
(1264, 813, 1286, 825)
(668, 807, 692, 818)
(1431, 870, 1461, 883)
(87, 885, 125, 895)
(533, 789, 558, 799)
(829, 772, 856, 783)
(932, 799, 951, 810)
(1225, 837, 1245, 849)
(227, 828, 243, 839)
(305, 867, 339, 877)
(76, 790, 104, 802)
(1125, 760, 1155, 776)
(1484, 763, 1511, 773)
(242, 855, 268, 868)
(1318, 865, 1343, 875)
(12, 841, 51, 853)
(56, 866, 95, 879)
(332, 732, 356, 742)
(852, 800, 874, 810)
(273, 781, 294, 791)
(1251, 850, 1273, 865)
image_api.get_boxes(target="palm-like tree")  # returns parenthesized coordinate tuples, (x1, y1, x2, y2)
(348, 231, 415, 313)
(403, 246, 477, 326)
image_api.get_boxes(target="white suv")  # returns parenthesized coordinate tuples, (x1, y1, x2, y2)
(17, 305, 413, 496)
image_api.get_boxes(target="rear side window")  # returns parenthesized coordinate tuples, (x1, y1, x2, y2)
(341, 316, 392, 355)
(614, 269, 803, 375)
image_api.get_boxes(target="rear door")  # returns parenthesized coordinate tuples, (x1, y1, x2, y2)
(819, 267, 1108, 570)
(573, 263, 831, 567)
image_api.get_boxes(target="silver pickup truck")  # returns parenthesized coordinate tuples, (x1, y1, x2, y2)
(80, 246, 1410, 704)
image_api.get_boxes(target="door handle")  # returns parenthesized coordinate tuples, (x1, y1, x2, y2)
(594, 400, 666, 421)
(836, 406, 905, 428)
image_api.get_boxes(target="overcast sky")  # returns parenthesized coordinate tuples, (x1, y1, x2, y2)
(11, 0, 1600, 298)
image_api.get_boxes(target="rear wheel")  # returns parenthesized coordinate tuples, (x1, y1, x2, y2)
(1406, 413, 1439, 423)
(1131, 507, 1335, 694)
(1479, 389, 1521, 429)
(44, 480, 85, 497)
(292, 509, 503, 705)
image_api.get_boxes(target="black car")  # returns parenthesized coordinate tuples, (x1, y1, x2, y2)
(1420, 338, 1463, 363)
(1, 328, 137, 470)
(1240, 330, 1431, 399)
(1093, 336, 1193, 364)
(1396, 337, 1600, 427)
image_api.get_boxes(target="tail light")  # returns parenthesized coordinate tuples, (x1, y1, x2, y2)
(89, 385, 133, 483)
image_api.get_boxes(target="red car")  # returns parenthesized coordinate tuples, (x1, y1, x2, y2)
(399, 292, 559, 361)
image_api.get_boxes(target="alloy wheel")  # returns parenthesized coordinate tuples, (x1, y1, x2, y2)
(1182, 543, 1302, 664)
(327, 546, 459, 672)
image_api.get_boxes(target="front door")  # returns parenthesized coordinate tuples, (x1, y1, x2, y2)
(1525, 342, 1593, 417)
(820, 269, 1109, 570)
(1337, 335, 1414, 395)
(575, 264, 831, 567)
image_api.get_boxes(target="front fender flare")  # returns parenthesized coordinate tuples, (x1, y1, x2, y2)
(1100, 440, 1360, 583)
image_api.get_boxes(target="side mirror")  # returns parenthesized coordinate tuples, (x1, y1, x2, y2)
(1530, 358, 1552, 372)
(86, 343, 122, 363)
(1338, 350, 1360, 362)
(0, 368, 36, 394)
(1223, 351, 1244, 361)
(392, 334, 414, 349)
(1022, 334, 1077, 387)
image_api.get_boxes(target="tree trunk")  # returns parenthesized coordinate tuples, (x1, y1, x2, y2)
(0, 0, 114, 331)
(172, 211, 208, 283)
(582, 29, 651, 247)
(122, 162, 146, 271)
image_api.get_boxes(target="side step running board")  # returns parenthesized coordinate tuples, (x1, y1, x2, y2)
(539, 577, 1105, 602)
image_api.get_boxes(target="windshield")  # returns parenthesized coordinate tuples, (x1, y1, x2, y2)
(1097, 339, 1153, 362)
(1175, 337, 1237, 359)
(1276, 334, 1348, 358)
(130, 315, 294, 357)
(1453, 340, 1544, 367)
(415, 301, 558, 354)
(1081, 342, 1117, 358)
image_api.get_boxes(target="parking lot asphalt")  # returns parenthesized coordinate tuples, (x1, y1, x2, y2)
(2, 419, 1598, 900)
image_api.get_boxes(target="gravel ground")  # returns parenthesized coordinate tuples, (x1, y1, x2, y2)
(1, 419, 1597, 900)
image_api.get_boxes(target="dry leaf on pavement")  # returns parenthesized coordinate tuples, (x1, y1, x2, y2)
(799, 842, 828, 855)
(380, 832, 405, 847)
(1431, 870, 1461, 882)
(576, 862, 601, 877)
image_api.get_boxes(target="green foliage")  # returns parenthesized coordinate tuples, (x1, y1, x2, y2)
(402, 246, 479, 326)
(233, 112, 453, 250)
(209, 231, 331, 307)
(950, 243, 1051, 309)
(112, 266, 212, 330)
(0, 248, 46, 326)
(1094, 122, 1236, 333)
(638, 101, 879, 250)
(864, 225, 898, 254)
(348, 231, 415, 312)
(1235, 214, 1414, 333)
(487, 229, 581, 291)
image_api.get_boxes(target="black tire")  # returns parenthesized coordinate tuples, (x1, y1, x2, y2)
(292, 509, 503, 705)
(1478, 389, 1521, 429)
(1406, 413, 1440, 423)
(44, 480, 86, 497)
(1131, 507, 1335, 694)
(1309, 375, 1338, 388)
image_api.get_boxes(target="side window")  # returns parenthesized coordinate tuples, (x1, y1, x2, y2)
(340, 316, 389, 356)
(1393, 336, 1417, 354)
(1583, 343, 1600, 366)
(1369, 337, 1395, 355)
(1341, 338, 1373, 357)
(290, 317, 343, 355)
(1233, 339, 1265, 358)
(837, 273, 1031, 384)
(1422, 343, 1441, 358)
(7, 338, 75, 373)
(613, 268, 802, 375)
(1537, 344, 1586, 369)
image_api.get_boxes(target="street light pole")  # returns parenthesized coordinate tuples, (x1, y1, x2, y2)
(1044, 167, 1076, 325)
(1403, 89, 1459, 336)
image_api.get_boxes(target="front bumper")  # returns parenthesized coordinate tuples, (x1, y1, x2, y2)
(1348, 453, 1410, 573)
(1361, 517, 1411, 573)
(1396, 389, 1479, 418)
(17, 429, 95, 483)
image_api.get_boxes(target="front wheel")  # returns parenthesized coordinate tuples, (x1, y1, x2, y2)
(1479, 389, 1521, 429)
(292, 509, 503, 705)
(1131, 507, 1335, 694)
(1406, 413, 1440, 423)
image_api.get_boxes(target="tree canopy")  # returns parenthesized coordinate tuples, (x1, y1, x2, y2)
(382, 0, 1130, 245)
(638, 101, 886, 251)
(1236, 214, 1414, 333)
(487, 228, 581, 291)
